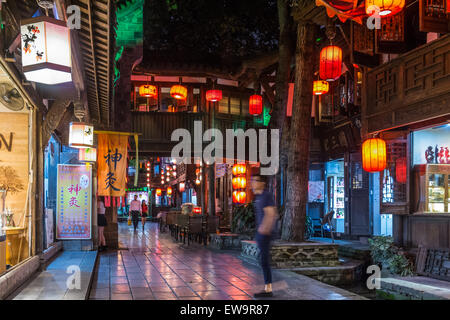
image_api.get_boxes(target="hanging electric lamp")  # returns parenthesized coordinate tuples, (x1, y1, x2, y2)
(20, 15, 71, 85)
(319, 45, 342, 81)
(139, 84, 157, 98)
(313, 80, 329, 95)
(78, 147, 97, 162)
(170, 84, 187, 100)
(249, 94, 263, 116)
(365, 0, 405, 17)
(69, 102, 94, 149)
(206, 89, 223, 102)
(232, 164, 246, 176)
(362, 138, 387, 173)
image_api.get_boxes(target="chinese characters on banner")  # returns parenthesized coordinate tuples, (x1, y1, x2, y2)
(97, 134, 128, 196)
(56, 165, 92, 239)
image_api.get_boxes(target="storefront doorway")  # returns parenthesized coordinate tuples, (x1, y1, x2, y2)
(325, 159, 345, 234)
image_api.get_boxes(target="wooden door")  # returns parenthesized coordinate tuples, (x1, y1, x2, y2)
(349, 152, 371, 236)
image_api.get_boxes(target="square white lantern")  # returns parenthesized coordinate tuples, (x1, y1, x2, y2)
(69, 122, 94, 148)
(78, 147, 97, 162)
(21, 16, 72, 85)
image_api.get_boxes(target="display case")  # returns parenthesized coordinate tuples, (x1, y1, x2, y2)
(327, 176, 345, 233)
(413, 164, 450, 214)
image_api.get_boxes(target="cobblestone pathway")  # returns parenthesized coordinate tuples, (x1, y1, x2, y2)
(89, 222, 366, 300)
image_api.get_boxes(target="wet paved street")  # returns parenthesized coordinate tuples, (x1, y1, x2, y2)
(89, 222, 366, 300)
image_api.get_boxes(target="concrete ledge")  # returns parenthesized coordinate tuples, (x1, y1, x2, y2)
(209, 233, 245, 250)
(41, 242, 63, 264)
(241, 240, 340, 268)
(0, 256, 40, 300)
(380, 277, 450, 300)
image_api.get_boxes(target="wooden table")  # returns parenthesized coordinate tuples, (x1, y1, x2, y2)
(4, 227, 26, 266)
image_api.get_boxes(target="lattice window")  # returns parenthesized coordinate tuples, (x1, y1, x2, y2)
(382, 141, 407, 203)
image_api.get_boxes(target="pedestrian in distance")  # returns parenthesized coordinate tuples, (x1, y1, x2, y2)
(97, 197, 108, 252)
(141, 199, 148, 229)
(129, 195, 141, 232)
(250, 173, 279, 298)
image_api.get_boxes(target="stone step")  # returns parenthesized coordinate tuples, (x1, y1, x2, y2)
(379, 277, 450, 300)
(288, 258, 366, 286)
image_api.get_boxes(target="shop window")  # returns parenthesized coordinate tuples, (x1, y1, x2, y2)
(351, 162, 364, 189)
(218, 96, 229, 114)
(382, 141, 407, 204)
(230, 97, 241, 115)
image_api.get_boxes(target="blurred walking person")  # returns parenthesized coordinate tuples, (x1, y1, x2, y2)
(250, 174, 278, 298)
(141, 199, 148, 229)
(129, 195, 141, 232)
(97, 197, 107, 252)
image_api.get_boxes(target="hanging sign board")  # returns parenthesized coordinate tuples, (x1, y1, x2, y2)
(56, 165, 92, 239)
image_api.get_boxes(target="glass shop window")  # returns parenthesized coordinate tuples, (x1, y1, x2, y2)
(218, 96, 229, 114)
(230, 97, 241, 115)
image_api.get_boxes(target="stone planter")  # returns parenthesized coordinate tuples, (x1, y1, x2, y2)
(209, 233, 249, 250)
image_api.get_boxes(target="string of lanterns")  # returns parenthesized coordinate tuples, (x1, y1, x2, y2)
(232, 164, 247, 204)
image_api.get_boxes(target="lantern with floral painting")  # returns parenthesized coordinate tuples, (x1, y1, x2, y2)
(313, 80, 329, 95)
(69, 122, 94, 148)
(362, 138, 387, 172)
(21, 16, 71, 84)
(139, 84, 157, 98)
(78, 147, 97, 162)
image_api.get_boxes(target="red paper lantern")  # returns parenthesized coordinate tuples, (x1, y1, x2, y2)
(365, 0, 405, 17)
(179, 182, 185, 192)
(156, 188, 162, 196)
(232, 164, 246, 176)
(249, 95, 263, 115)
(362, 138, 387, 173)
(396, 157, 407, 183)
(193, 207, 202, 214)
(139, 84, 157, 98)
(170, 84, 187, 100)
(319, 46, 342, 81)
(167, 187, 172, 196)
(206, 89, 222, 102)
(233, 191, 247, 204)
(313, 80, 329, 95)
(232, 177, 247, 189)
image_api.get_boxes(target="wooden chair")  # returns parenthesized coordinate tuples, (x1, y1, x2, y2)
(166, 212, 177, 237)
(203, 216, 220, 245)
(176, 214, 189, 243)
(185, 216, 203, 245)
(321, 210, 335, 243)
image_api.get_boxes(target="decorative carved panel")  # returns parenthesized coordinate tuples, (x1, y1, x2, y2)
(419, 0, 449, 33)
(376, 11, 407, 53)
(417, 247, 450, 281)
(365, 34, 450, 133)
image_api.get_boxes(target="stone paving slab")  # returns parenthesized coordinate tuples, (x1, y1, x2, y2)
(380, 276, 450, 300)
(11, 250, 97, 300)
(88, 222, 366, 300)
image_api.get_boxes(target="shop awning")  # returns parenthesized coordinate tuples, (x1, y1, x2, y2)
(315, 0, 367, 24)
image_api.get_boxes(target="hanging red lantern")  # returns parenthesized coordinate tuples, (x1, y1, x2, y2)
(232, 177, 247, 189)
(313, 81, 329, 95)
(249, 94, 263, 115)
(139, 84, 157, 98)
(156, 188, 162, 196)
(362, 138, 387, 173)
(233, 191, 247, 204)
(206, 89, 223, 102)
(170, 84, 187, 100)
(232, 164, 246, 176)
(319, 46, 342, 81)
(179, 182, 185, 192)
(167, 187, 172, 196)
(365, 0, 405, 17)
(396, 157, 407, 183)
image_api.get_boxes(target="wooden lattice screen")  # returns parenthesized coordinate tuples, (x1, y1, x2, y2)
(381, 139, 408, 214)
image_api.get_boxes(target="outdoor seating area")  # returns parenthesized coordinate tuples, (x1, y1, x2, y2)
(160, 212, 220, 246)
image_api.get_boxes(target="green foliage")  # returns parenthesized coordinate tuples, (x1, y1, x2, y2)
(305, 215, 314, 240)
(368, 236, 414, 277)
(231, 203, 256, 236)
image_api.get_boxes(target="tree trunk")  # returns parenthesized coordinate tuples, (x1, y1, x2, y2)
(268, 0, 295, 205)
(281, 22, 316, 242)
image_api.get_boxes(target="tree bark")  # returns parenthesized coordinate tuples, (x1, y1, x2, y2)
(268, 0, 295, 204)
(281, 21, 316, 242)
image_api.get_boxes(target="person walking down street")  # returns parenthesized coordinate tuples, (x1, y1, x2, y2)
(130, 195, 141, 232)
(97, 197, 108, 252)
(251, 174, 279, 298)
(141, 200, 148, 229)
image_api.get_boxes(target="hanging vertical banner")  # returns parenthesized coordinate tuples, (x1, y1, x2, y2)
(97, 134, 128, 196)
(56, 165, 92, 240)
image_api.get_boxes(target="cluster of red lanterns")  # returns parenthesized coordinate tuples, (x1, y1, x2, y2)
(232, 164, 247, 204)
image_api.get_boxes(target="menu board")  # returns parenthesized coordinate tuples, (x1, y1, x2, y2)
(56, 165, 92, 239)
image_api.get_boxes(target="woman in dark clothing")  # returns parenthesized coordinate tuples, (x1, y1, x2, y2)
(97, 197, 108, 252)
(141, 200, 148, 229)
